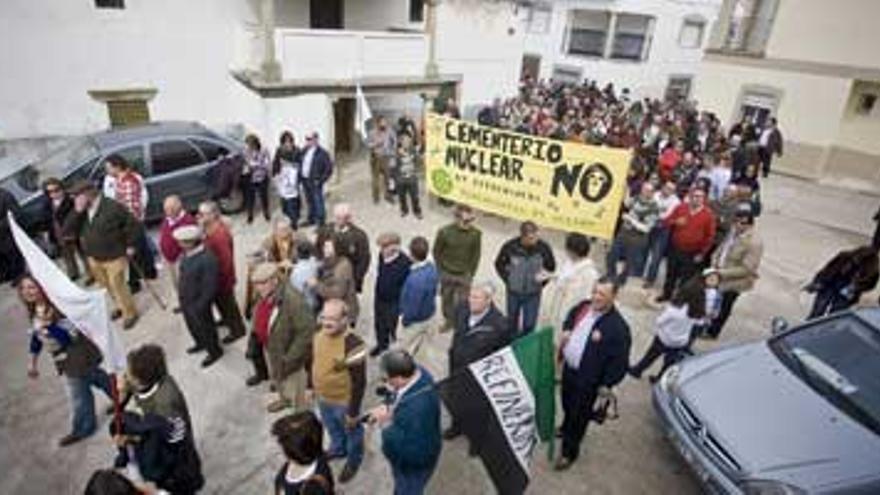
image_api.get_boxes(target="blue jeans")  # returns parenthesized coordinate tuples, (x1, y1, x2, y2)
(606, 236, 648, 287)
(391, 464, 435, 495)
(318, 400, 364, 468)
(507, 291, 540, 334)
(643, 226, 670, 284)
(66, 366, 113, 437)
(303, 180, 326, 225)
(280, 197, 301, 226)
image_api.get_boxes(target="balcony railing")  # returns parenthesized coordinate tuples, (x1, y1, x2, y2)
(275, 28, 428, 81)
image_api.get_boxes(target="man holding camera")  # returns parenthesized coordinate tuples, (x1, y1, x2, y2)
(555, 277, 631, 471)
(305, 298, 367, 484)
(369, 351, 442, 495)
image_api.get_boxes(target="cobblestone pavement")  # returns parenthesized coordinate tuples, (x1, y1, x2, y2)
(0, 161, 877, 494)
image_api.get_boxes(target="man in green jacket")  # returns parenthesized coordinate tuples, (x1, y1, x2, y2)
(249, 262, 316, 413)
(432, 205, 481, 331)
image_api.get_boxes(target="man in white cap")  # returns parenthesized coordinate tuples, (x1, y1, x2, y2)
(174, 225, 223, 368)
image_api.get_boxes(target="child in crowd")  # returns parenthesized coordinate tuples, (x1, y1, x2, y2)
(629, 277, 706, 382)
(693, 269, 722, 339)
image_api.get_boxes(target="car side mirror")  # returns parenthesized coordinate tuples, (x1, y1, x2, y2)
(771, 316, 789, 335)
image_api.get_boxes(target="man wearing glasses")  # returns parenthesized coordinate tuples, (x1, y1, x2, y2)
(298, 132, 334, 227)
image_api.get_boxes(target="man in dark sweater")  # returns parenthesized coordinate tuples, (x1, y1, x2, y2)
(372, 232, 412, 356)
(658, 187, 716, 302)
(174, 225, 223, 368)
(494, 221, 556, 334)
(316, 203, 371, 293)
(445, 281, 512, 441)
(433, 205, 482, 331)
(64, 180, 140, 329)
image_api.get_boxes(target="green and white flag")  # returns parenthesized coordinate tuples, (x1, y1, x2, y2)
(438, 327, 556, 494)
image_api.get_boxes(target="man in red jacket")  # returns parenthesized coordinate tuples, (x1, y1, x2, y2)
(197, 200, 246, 343)
(158, 195, 196, 311)
(658, 187, 716, 302)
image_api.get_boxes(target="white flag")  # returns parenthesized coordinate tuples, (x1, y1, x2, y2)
(355, 83, 373, 142)
(8, 212, 127, 372)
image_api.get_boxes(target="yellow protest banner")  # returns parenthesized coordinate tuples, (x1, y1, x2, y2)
(424, 113, 632, 240)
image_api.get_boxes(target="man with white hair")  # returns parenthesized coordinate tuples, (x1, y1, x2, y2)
(316, 203, 371, 293)
(444, 280, 512, 442)
(158, 195, 196, 306)
(298, 131, 333, 226)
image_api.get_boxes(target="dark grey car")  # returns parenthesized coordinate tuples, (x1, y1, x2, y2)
(653, 309, 880, 494)
(0, 121, 243, 229)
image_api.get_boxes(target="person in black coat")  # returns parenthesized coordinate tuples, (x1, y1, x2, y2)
(42, 177, 92, 281)
(555, 277, 631, 470)
(119, 344, 205, 495)
(0, 187, 26, 284)
(271, 411, 335, 495)
(371, 232, 412, 356)
(445, 281, 513, 440)
(298, 132, 334, 227)
(805, 245, 879, 320)
(174, 226, 223, 367)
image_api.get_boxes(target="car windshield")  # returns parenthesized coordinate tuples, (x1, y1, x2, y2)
(772, 315, 880, 436)
(0, 138, 98, 198)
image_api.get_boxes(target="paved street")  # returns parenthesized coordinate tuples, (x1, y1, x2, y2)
(0, 161, 877, 495)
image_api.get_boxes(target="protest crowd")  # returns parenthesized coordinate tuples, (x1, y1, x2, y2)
(4, 75, 880, 495)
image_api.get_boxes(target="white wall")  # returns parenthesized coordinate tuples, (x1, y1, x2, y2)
(523, 0, 721, 99)
(766, 0, 880, 69)
(436, 0, 525, 110)
(693, 60, 850, 146)
(0, 0, 262, 140)
(262, 94, 333, 154)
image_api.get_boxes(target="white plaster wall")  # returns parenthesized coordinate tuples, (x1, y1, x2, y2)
(0, 0, 262, 140)
(693, 60, 851, 146)
(765, 0, 880, 69)
(523, 0, 721, 99)
(261, 94, 334, 154)
(435, 0, 526, 110)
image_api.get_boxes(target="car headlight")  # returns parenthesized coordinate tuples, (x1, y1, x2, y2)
(740, 479, 807, 495)
(658, 364, 681, 393)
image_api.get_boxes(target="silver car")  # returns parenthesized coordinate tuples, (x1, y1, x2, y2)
(653, 308, 880, 494)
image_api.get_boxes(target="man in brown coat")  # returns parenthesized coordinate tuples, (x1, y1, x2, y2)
(247, 262, 316, 412)
(705, 204, 763, 339)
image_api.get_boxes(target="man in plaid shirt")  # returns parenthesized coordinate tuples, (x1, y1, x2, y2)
(104, 155, 156, 291)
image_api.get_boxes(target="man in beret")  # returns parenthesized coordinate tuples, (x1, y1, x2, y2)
(248, 262, 316, 412)
(175, 225, 223, 368)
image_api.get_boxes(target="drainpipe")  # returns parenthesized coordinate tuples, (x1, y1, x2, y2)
(425, 0, 440, 79)
(260, 0, 282, 82)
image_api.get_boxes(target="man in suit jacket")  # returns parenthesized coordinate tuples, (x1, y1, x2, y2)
(174, 225, 223, 368)
(370, 350, 441, 495)
(705, 205, 763, 339)
(298, 131, 334, 227)
(555, 277, 631, 470)
(445, 281, 513, 440)
(64, 180, 140, 329)
(758, 118, 783, 178)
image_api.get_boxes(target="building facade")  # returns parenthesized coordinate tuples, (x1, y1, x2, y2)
(694, 0, 880, 191)
(520, 0, 721, 100)
(0, 0, 526, 164)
